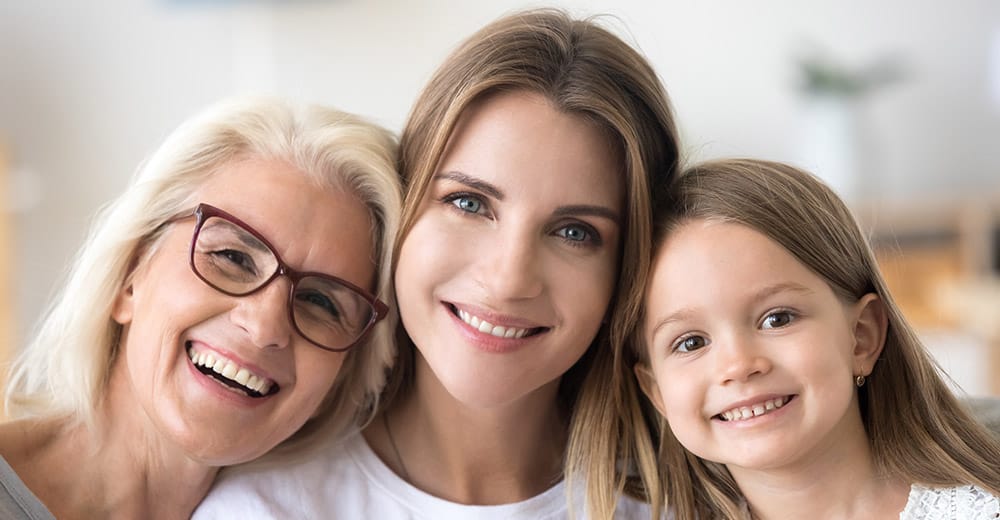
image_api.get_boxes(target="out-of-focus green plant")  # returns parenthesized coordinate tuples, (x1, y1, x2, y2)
(798, 50, 906, 98)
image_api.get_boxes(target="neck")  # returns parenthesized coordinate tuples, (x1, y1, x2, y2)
(729, 415, 909, 520)
(0, 375, 217, 519)
(365, 352, 567, 505)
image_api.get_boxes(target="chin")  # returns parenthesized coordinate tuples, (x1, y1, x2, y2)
(440, 376, 523, 409)
(161, 420, 262, 465)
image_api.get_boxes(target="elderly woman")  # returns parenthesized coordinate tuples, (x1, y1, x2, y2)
(0, 96, 401, 519)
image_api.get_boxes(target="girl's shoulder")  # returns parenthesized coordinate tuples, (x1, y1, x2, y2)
(900, 484, 1000, 519)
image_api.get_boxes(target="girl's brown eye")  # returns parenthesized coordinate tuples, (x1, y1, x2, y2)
(676, 335, 708, 353)
(762, 312, 794, 330)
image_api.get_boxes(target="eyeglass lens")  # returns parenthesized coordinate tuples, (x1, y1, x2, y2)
(192, 215, 376, 350)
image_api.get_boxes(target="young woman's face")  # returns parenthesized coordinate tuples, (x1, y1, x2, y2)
(111, 157, 377, 464)
(639, 220, 870, 474)
(395, 90, 624, 408)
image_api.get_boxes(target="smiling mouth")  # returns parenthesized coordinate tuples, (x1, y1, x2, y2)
(716, 395, 794, 422)
(186, 343, 279, 398)
(449, 304, 547, 339)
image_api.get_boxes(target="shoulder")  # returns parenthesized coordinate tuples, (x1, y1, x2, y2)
(614, 493, 654, 520)
(901, 484, 1000, 520)
(194, 432, 377, 519)
(195, 432, 582, 519)
(965, 396, 1000, 435)
(0, 454, 56, 520)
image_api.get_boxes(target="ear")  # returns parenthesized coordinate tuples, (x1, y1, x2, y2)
(634, 363, 667, 417)
(111, 281, 135, 325)
(851, 292, 887, 376)
(112, 247, 149, 326)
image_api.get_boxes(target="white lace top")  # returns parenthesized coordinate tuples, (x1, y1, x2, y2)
(900, 484, 999, 519)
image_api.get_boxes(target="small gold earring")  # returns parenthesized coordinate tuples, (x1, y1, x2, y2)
(855, 374, 866, 387)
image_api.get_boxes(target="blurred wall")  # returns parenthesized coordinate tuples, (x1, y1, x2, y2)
(1, 0, 998, 389)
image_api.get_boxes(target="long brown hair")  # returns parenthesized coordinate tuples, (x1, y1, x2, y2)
(382, 8, 680, 518)
(634, 158, 1000, 518)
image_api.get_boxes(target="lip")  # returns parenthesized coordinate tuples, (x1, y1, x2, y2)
(444, 302, 549, 353)
(712, 394, 797, 424)
(184, 341, 282, 406)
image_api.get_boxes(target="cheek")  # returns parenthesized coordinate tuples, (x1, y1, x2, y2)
(656, 365, 700, 426)
(395, 214, 479, 305)
(552, 253, 618, 320)
(292, 351, 347, 413)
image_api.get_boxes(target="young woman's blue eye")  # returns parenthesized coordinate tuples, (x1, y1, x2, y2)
(554, 223, 600, 247)
(556, 225, 590, 242)
(450, 195, 482, 214)
(761, 311, 795, 330)
(674, 335, 709, 353)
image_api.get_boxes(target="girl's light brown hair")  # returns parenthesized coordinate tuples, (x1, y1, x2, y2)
(633, 158, 1000, 518)
(382, 8, 680, 518)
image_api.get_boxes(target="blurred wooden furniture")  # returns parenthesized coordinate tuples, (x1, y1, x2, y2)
(858, 196, 1000, 394)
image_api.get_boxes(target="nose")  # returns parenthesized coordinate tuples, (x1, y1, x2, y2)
(716, 333, 772, 384)
(229, 276, 294, 349)
(476, 227, 544, 301)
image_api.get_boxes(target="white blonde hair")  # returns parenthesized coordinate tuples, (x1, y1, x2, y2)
(4, 96, 402, 453)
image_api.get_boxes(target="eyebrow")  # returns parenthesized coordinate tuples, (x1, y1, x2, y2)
(205, 219, 271, 254)
(553, 205, 621, 225)
(648, 282, 814, 338)
(435, 171, 620, 224)
(752, 281, 814, 301)
(435, 171, 504, 200)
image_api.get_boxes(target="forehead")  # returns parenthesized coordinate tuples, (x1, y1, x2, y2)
(646, 220, 836, 316)
(189, 157, 376, 282)
(439, 90, 624, 208)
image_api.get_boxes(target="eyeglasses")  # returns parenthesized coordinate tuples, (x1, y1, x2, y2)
(185, 203, 387, 352)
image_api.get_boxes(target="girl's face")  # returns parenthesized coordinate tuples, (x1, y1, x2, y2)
(637, 220, 882, 474)
(111, 157, 377, 464)
(394, 90, 624, 408)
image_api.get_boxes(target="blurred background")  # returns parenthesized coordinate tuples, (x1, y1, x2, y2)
(1, 0, 998, 396)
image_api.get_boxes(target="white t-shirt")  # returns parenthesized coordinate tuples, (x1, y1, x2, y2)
(193, 431, 650, 519)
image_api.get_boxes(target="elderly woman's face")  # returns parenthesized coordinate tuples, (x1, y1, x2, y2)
(110, 157, 376, 464)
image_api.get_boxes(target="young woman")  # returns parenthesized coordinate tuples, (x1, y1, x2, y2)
(0, 96, 401, 519)
(196, 8, 680, 519)
(632, 159, 1000, 519)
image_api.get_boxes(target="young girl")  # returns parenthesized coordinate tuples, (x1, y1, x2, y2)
(632, 159, 1000, 519)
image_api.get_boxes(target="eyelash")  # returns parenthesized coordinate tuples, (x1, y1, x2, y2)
(441, 192, 489, 217)
(553, 222, 602, 248)
(760, 309, 797, 330)
(439, 192, 603, 248)
(670, 333, 710, 354)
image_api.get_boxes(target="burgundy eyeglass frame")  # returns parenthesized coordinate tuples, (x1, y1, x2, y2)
(186, 202, 388, 352)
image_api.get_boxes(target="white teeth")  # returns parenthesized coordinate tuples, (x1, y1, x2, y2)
(457, 309, 531, 339)
(187, 347, 273, 395)
(234, 368, 251, 386)
(720, 397, 789, 422)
